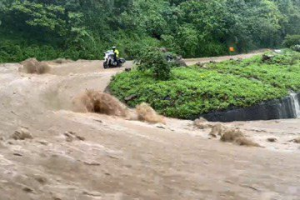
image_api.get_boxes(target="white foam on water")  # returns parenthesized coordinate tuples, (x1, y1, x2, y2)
(290, 92, 300, 118)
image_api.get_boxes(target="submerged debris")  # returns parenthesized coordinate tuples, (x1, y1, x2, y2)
(11, 128, 33, 140)
(267, 138, 277, 143)
(220, 129, 260, 147)
(194, 117, 212, 129)
(290, 138, 300, 144)
(194, 118, 260, 147)
(209, 124, 225, 136)
(64, 131, 85, 142)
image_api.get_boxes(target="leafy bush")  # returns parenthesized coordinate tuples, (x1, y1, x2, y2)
(0, 41, 23, 62)
(136, 47, 179, 80)
(110, 50, 300, 119)
(0, 40, 62, 63)
(0, 34, 105, 63)
(261, 50, 300, 66)
(283, 35, 300, 48)
(292, 45, 300, 52)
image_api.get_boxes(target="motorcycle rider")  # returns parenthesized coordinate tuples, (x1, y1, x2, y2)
(112, 46, 119, 64)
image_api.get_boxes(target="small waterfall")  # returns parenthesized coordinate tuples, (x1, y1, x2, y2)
(290, 92, 300, 118)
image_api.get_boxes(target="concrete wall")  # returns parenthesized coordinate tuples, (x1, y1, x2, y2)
(201, 93, 300, 122)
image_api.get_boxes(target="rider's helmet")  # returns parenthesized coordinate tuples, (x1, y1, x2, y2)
(112, 46, 116, 50)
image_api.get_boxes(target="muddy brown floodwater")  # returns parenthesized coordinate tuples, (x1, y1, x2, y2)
(0, 53, 299, 200)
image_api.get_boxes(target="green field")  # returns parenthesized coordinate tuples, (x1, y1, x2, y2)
(110, 50, 300, 119)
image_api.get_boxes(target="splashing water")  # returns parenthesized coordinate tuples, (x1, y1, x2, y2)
(290, 92, 300, 118)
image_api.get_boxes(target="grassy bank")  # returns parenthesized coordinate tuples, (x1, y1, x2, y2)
(110, 50, 300, 119)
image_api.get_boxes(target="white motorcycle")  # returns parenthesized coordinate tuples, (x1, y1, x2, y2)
(103, 50, 126, 69)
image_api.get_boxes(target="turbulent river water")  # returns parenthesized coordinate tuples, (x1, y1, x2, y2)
(290, 92, 300, 118)
(0, 54, 299, 199)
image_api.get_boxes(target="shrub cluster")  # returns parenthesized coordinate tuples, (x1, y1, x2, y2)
(283, 35, 300, 48)
(135, 48, 180, 80)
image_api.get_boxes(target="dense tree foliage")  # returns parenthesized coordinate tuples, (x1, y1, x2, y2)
(0, 0, 300, 62)
(284, 35, 300, 47)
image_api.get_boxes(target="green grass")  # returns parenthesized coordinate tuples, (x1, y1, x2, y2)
(207, 50, 300, 91)
(110, 50, 300, 119)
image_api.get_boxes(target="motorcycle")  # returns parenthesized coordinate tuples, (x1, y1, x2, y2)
(103, 50, 126, 69)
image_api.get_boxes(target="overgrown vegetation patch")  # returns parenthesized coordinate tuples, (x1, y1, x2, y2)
(110, 50, 300, 119)
(208, 50, 300, 91)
